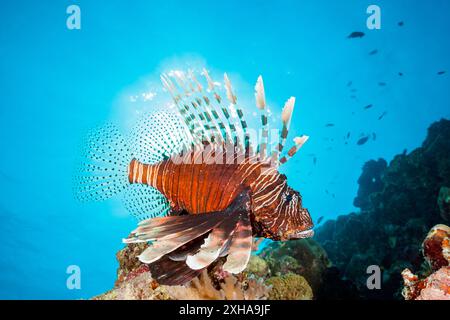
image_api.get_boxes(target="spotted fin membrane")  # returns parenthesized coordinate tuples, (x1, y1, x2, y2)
(74, 112, 190, 220)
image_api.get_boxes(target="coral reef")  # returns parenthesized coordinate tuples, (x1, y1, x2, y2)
(94, 242, 272, 300)
(315, 119, 450, 299)
(401, 224, 449, 300)
(266, 273, 313, 300)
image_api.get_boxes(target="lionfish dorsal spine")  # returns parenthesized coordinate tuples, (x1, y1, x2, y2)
(161, 70, 309, 166)
(279, 135, 310, 164)
(189, 70, 225, 144)
(163, 71, 217, 145)
(201, 69, 240, 145)
(254, 75, 269, 160)
(161, 73, 206, 147)
(224, 73, 251, 153)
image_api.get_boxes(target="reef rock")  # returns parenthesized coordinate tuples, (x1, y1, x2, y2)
(94, 120, 450, 300)
(401, 224, 450, 300)
(115, 242, 149, 286)
(93, 272, 170, 300)
(422, 224, 450, 271)
(413, 267, 449, 300)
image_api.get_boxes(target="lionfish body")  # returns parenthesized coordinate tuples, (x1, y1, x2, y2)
(128, 152, 311, 240)
(75, 70, 313, 285)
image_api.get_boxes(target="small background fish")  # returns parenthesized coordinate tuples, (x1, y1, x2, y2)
(347, 31, 365, 38)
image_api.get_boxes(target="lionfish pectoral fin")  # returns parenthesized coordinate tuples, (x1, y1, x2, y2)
(222, 212, 253, 274)
(149, 255, 204, 286)
(167, 236, 206, 262)
(185, 213, 240, 270)
(184, 189, 252, 270)
(124, 189, 253, 285)
(124, 212, 224, 264)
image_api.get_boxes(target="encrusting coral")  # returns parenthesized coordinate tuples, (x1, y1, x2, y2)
(422, 224, 450, 271)
(266, 273, 313, 300)
(401, 224, 450, 300)
(245, 255, 269, 278)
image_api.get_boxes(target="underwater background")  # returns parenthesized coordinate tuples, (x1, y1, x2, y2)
(0, 0, 449, 299)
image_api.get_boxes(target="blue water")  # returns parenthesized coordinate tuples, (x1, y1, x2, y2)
(0, 0, 448, 299)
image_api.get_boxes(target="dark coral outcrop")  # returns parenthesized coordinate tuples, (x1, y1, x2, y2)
(353, 158, 387, 210)
(438, 186, 450, 221)
(315, 118, 450, 299)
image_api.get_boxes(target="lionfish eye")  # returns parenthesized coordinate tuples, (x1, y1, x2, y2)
(285, 194, 293, 202)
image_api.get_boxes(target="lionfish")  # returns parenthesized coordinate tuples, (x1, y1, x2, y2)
(75, 69, 314, 285)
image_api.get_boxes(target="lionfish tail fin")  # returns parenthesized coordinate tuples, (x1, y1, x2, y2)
(123, 111, 189, 219)
(73, 124, 130, 202)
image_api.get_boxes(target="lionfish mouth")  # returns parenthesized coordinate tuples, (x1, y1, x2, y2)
(289, 228, 314, 239)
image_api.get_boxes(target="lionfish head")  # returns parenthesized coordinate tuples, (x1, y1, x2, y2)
(252, 176, 314, 241)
